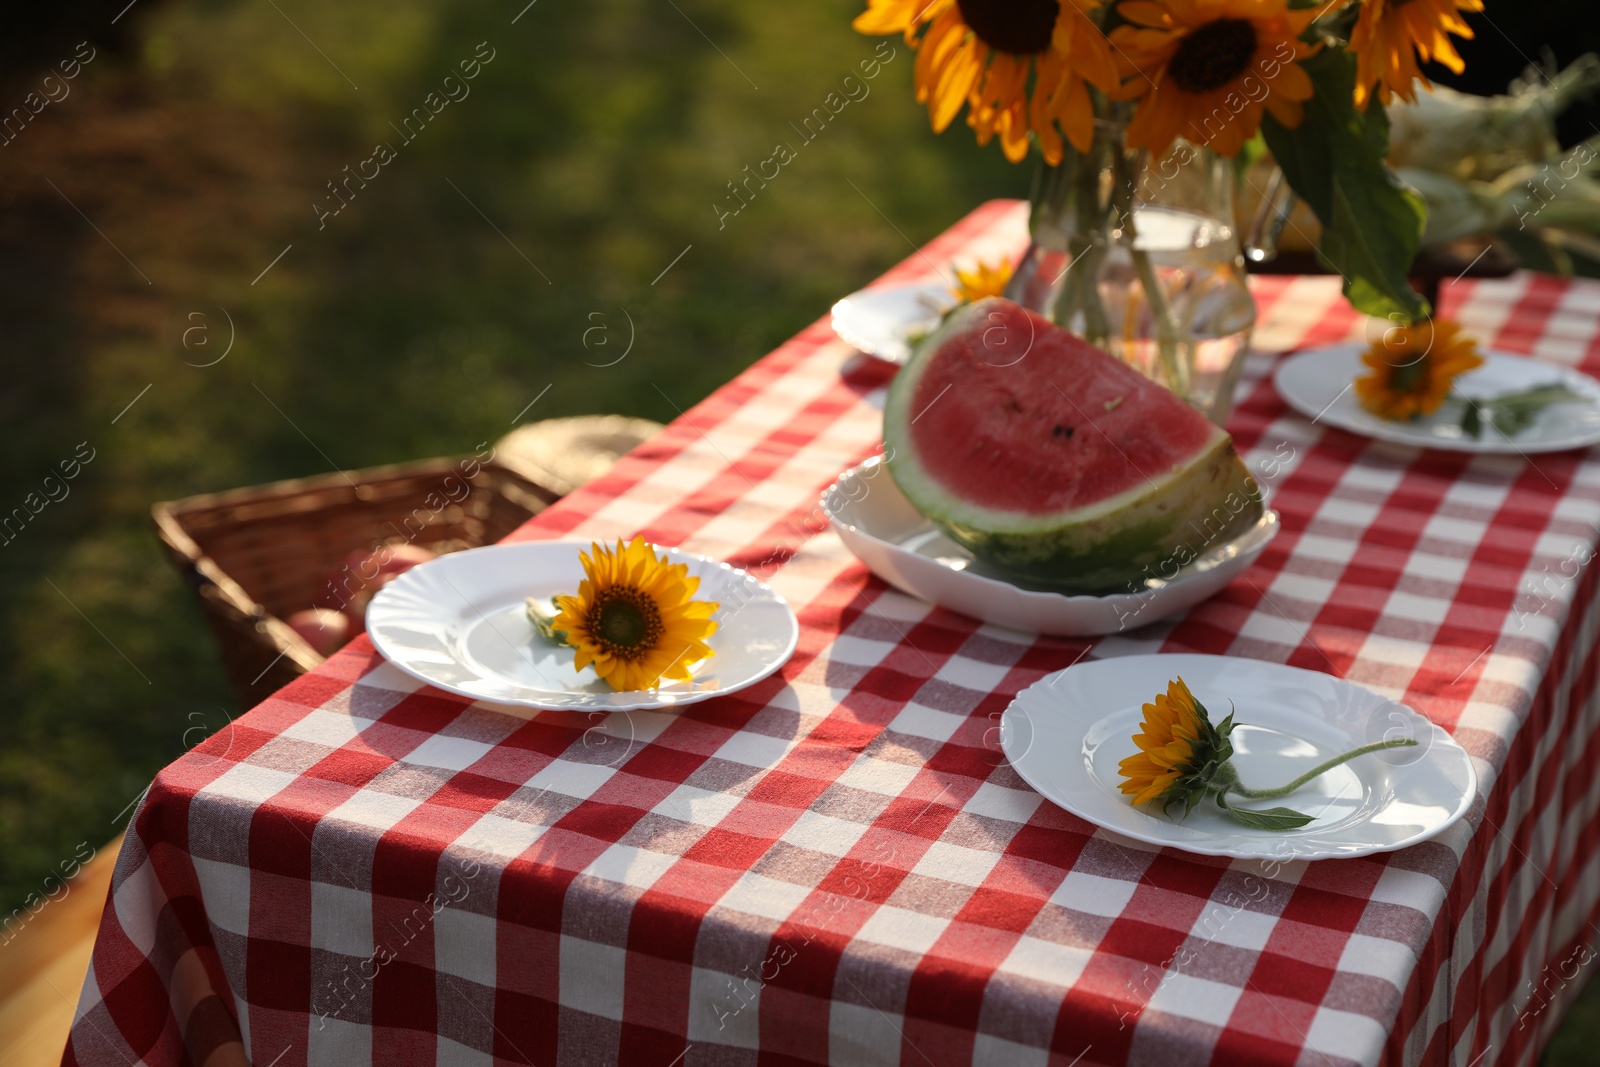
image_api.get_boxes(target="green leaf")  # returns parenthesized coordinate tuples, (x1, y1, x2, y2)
(1216, 702, 1236, 739)
(1225, 806, 1315, 831)
(526, 597, 562, 641)
(1463, 384, 1589, 439)
(1260, 48, 1429, 322)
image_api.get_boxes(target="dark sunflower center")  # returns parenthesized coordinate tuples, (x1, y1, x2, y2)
(1167, 18, 1258, 94)
(588, 586, 664, 661)
(956, 0, 1061, 55)
(1388, 355, 1429, 394)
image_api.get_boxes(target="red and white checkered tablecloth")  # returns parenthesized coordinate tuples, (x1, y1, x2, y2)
(64, 201, 1600, 1067)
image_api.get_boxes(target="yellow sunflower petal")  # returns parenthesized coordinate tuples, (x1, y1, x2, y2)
(1351, 0, 1482, 109)
(549, 536, 722, 691)
(1118, 2, 1176, 28)
(1261, 93, 1303, 131)
(953, 257, 1014, 303)
(1133, 774, 1181, 806)
(1354, 317, 1483, 421)
(1119, 676, 1215, 806)
(851, 0, 920, 34)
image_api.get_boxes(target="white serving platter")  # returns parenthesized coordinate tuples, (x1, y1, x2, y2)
(823, 456, 1278, 637)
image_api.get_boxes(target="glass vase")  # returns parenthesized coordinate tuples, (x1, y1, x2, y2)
(1007, 120, 1256, 423)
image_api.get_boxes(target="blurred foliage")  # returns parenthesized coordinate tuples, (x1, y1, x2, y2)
(1440, 2, 1600, 150)
(0, 0, 1023, 915)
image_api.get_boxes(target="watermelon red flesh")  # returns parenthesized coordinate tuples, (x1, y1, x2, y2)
(883, 298, 1263, 593)
(901, 301, 1218, 516)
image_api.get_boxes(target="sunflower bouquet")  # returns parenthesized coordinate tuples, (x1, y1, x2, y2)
(852, 0, 1483, 329)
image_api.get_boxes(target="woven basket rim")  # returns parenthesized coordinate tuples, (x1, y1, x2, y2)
(150, 453, 510, 515)
(150, 455, 554, 690)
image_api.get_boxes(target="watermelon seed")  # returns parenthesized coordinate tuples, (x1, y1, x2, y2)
(1104, 396, 1125, 412)
(1052, 424, 1075, 439)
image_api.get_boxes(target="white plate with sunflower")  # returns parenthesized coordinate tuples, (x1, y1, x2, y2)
(1274, 335, 1600, 454)
(365, 538, 799, 711)
(830, 281, 954, 365)
(1001, 654, 1477, 860)
(830, 258, 1016, 365)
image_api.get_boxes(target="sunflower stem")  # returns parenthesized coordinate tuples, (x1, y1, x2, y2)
(1061, 140, 1112, 345)
(1110, 145, 1189, 398)
(1225, 739, 1419, 800)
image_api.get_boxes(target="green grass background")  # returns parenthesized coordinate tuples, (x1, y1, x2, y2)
(0, 0, 1020, 911)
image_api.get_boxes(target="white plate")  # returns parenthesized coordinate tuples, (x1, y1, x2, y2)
(1001, 654, 1476, 859)
(1274, 343, 1600, 453)
(830, 282, 954, 364)
(823, 457, 1279, 636)
(366, 541, 799, 711)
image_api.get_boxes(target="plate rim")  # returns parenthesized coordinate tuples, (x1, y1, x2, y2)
(1273, 343, 1600, 454)
(1000, 652, 1478, 860)
(829, 280, 953, 364)
(365, 539, 800, 712)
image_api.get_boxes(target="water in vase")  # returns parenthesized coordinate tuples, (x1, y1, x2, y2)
(1098, 205, 1255, 421)
(1011, 203, 1256, 423)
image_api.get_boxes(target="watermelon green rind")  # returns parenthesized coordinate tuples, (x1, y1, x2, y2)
(883, 298, 1264, 593)
(916, 442, 1264, 591)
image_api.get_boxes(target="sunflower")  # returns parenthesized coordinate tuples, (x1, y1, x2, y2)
(952, 257, 1014, 302)
(1117, 677, 1235, 815)
(1354, 317, 1483, 421)
(852, 0, 1118, 162)
(551, 537, 719, 691)
(1350, 0, 1484, 109)
(1110, 0, 1319, 158)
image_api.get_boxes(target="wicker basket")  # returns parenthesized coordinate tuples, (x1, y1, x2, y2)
(152, 457, 558, 709)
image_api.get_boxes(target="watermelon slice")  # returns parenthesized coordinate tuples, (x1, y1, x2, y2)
(883, 298, 1263, 593)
